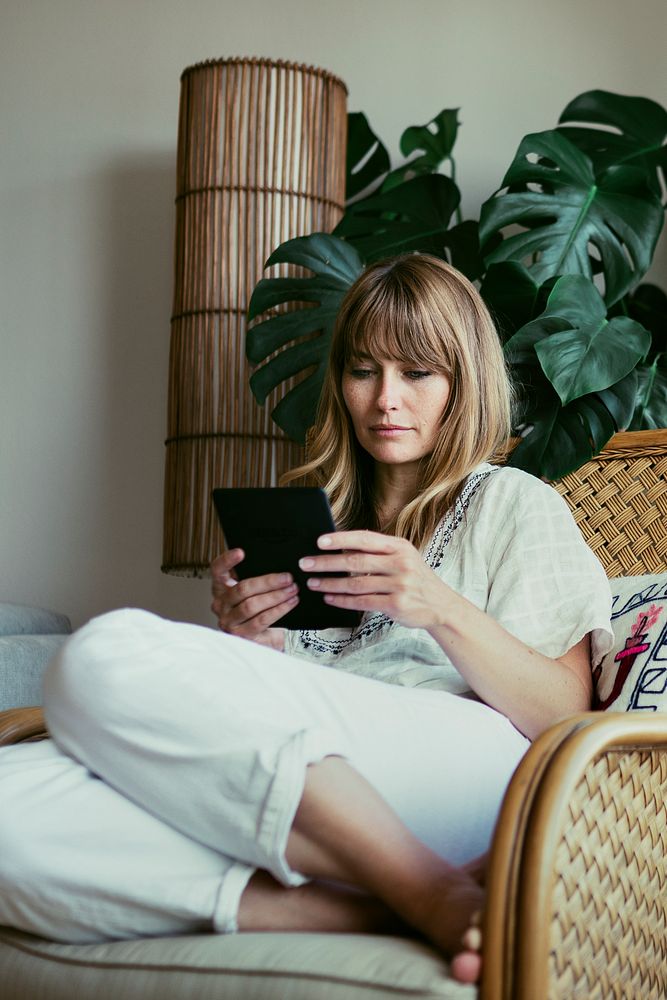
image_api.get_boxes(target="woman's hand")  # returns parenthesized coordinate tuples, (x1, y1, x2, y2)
(300, 531, 593, 740)
(210, 550, 298, 650)
(299, 530, 451, 629)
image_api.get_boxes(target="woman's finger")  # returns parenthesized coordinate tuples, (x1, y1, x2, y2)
(322, 591, 388, 614)
(299, 551, 407, 576)
(211, 549, 245, 579)
(227, 590, 300, 634)
(215, 570, 295, 609)
(237, 583, 299, 624)
(316, 530, 402, 554)
(218, 580, 298, 625)
(306, 573, 391, 595)
(234, 572, 296, 601)
(211, 551, 245, 605)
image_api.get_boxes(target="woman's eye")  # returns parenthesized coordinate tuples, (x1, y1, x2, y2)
(349, 368, 375, 379)
(405, 370, 431, 380)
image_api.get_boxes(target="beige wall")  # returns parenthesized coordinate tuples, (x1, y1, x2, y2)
(2, 0, 666, 629)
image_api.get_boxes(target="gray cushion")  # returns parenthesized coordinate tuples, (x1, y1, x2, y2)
(0, 635, 68, 710)
(0, 605, 71, 710)
(0, 927, 475, 1000)
(0, 604, 71, 637)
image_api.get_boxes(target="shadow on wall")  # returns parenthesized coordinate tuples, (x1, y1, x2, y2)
(87, 155, 174, 618)
(93, 154, 214, 627)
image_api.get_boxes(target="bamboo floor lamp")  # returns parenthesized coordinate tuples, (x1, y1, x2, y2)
(162, 58, 348, 576)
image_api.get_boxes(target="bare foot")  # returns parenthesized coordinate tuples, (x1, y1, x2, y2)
(239, 870, 483, 983)
(282, 756, 487, 983)
(402, 866, 484, 984)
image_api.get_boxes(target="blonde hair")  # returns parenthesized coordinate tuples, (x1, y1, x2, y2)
(283, 254, 513, 548)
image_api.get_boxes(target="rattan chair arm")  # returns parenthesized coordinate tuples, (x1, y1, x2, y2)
(0, 706, 48, 746)
(481, 711, 667, 1000)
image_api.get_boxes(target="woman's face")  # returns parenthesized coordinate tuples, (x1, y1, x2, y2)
(341, 352, 451, 472)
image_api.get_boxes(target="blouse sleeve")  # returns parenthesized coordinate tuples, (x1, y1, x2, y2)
(479, 469, 614, 668)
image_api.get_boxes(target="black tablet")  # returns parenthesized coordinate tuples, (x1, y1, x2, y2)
(211, 487, 360, 630)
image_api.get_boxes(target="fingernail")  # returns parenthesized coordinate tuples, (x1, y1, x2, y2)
(280, 573, 293, 584)
(318, 535, 332, 547)
(307, 578, 320, 589)
(299, 557, 315, 569)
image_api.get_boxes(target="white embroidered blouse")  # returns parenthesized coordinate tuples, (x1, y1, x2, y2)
(283, 464, 614, 697)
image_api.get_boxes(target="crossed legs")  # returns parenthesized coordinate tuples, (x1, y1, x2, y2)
(40, 610, 528, 983)
(239, 756, 484, 984)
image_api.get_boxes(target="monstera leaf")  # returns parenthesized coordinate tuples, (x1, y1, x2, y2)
(381, 109, 460, 192)
(624, 283, 667, 358)
(346, 109, 459, 201)
(479, 262, 542, 341)
(558, 90, 667, 195)
(247, 235, 364, 442)
(346, 113, 390, 201)
(504, 275, 650, 477)
(508, 371, 639, 479)
(630, 356, 667, 430)
(525, 276, 651, 404)
(479, 129, 664, 306)
(334, 173, 461, 260)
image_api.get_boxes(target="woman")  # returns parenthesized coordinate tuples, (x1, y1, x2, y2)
(0, 256, 612, 985)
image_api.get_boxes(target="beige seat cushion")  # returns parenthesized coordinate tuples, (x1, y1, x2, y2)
(0, 927, 475, 1000)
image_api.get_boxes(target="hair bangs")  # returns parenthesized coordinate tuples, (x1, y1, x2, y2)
(341, 287, 452, 374)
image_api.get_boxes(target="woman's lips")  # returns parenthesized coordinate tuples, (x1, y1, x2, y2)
(370, 425, 411, 435)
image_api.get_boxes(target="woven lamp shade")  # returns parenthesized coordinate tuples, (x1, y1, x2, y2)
(163, 58, 347, 576)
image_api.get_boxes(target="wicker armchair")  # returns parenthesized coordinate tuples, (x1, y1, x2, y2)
(1, 429, 666, 1000)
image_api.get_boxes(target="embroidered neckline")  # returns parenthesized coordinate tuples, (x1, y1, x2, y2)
(296, 467, 498, 657)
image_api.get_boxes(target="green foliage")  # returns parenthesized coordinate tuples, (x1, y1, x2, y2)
(247, 90, 667, 478)
(557, 90, 667, 196)
(345, 112, 390, 201)
(247, 235, 364, 443)
(479, 130, 663, 306)
(508, 277, 650, 405)
(334, 174, 461, 258)
(504, 277, 648, 476)
(631, 358, 667, 430)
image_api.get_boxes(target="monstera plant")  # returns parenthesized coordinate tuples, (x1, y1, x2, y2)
(246, 90, 667, 479)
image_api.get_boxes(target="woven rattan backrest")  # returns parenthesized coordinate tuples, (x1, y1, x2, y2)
(548, 744, 667, 999)
(551, 429, 667, 577)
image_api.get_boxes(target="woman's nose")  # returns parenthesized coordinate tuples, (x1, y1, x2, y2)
(376, 376, 400, 411)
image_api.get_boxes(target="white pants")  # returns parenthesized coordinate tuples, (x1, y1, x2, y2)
(0, 609, 529, 943)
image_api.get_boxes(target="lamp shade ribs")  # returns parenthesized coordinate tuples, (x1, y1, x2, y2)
(163, 58, 347, 575)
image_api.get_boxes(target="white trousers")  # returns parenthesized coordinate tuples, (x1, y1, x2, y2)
(0, 609, 529, 943)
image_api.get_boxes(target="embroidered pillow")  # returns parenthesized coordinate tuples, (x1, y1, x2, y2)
(593, 573, 667, 712)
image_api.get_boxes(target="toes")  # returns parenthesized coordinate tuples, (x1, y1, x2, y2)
(450, 950, 482, 984)
(452, 910, 482, 985)
(462, 909, 482, 949)
(462, 925, 482, 951)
